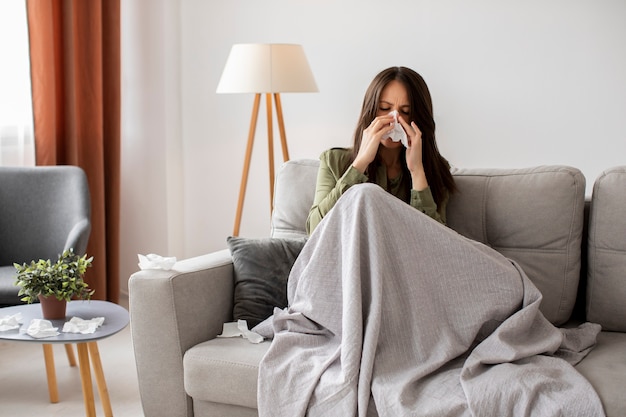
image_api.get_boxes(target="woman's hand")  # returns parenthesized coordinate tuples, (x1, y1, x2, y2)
(399, 116, 428, 191)
(352, 115, 394, 173)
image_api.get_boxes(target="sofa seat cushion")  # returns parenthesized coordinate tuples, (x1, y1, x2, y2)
(575, 331, 626, 417)
(183, 330, 624, 414)
(183, 336, 270, 409)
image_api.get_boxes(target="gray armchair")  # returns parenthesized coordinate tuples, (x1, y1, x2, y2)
(0, 165, 91, 306)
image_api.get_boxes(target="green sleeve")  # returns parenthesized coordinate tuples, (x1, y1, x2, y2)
(306, 149, 367, 234)
(410, 187, 448, 225)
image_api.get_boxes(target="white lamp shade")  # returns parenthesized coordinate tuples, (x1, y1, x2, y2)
(216, 44, 318, 94)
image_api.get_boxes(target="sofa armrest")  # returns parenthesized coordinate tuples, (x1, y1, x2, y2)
(129, 249, 234, 417)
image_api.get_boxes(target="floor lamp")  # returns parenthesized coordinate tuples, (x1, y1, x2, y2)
(216, 44, 318, 236)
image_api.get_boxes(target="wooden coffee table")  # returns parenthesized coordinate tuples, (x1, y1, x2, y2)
(0, 300, 129, 417)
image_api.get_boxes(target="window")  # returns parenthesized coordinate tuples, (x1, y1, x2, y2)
(0, 1, 35, 166)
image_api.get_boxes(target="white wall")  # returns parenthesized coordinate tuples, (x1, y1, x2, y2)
(120, 0, 183, 294)
(120, 0, 626, 291)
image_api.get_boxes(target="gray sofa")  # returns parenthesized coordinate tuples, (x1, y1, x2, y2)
(129, 160, 626, 417)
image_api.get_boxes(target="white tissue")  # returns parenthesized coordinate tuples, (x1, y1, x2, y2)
(217, 320, 264, 344)
(22, 319, 60, 339)
(0, 313, 23, 331)
(387, 110, 409, 148)
(62, 316, 105, 334)
(138, 253, 177, 270)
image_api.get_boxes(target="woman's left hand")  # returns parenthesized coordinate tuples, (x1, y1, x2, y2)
(399, 116, 428, 190)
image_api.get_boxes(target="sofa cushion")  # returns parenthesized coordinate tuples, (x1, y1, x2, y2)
(270, 159, 319, 239)
(586, 166, 626, 331)
(446, 166, 586, 325)
(183, 337, 270, 409)
(227, 236, 307, 328)
(575, 331, 626, 417)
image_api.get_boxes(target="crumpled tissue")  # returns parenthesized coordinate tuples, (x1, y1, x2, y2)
(62, 316, 105, 334)
(387, 110, 409, 148)
(0, 313, 23, 331)
(217, 320, 264, 344)
(138, 253, 177, 270)
(22, 319, 60, 339)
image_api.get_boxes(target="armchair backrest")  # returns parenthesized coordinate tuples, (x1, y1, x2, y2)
(0, 165, 91, 304)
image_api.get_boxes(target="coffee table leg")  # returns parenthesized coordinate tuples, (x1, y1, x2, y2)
(42, 344, 59, 403)
(77, 343, 96, 417)
(65, 344, 77, 367)
(88, 341, 113, 417)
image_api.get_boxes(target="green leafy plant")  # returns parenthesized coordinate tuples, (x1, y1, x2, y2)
(14, 248, 94, 303)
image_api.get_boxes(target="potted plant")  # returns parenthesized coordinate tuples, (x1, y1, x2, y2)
(14, 248, 94, 319)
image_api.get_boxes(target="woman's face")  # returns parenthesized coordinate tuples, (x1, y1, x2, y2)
(377, 80, 410, 149)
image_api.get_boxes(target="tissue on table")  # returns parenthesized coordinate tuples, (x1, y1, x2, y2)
(63, 316, 105, 334)
(138, 253, 177, 270)
(217, 320, 264, 344)
(0, 313, 23, 331)
(387, 110, 409, 148)
(22, 319, 60, 339)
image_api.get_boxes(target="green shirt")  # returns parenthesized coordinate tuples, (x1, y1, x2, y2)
(306, 148, 448, 234)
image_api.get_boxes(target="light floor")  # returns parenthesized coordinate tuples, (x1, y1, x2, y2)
(0, 296, 144, 416)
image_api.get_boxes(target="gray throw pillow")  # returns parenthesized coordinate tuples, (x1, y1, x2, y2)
(227, 236, 307, 328)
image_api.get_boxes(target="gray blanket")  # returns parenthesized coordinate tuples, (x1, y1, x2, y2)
(257, 183, 605, 417)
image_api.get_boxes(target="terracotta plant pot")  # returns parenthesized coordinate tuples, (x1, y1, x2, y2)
(38, 295, 67, 320)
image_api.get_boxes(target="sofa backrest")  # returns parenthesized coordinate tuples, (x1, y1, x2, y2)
(447, 166, 586, 325)
(271, 159, 320, 239)
(271, 159, 586, 325)
(586, 166, 626, 331)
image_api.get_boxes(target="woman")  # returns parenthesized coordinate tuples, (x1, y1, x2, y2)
(256, 68, 604, 417)
(306, 66, 457, 234)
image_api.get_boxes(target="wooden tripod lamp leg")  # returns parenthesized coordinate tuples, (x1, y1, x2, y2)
(266, 93, 275, 214)
(273, 93, 290, 162)
(233, 93, 261, 236)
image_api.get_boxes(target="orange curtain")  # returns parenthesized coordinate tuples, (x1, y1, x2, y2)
(26, 0, 121, 303)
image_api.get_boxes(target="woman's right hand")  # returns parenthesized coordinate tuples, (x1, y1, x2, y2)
(352, 115, 394, 173)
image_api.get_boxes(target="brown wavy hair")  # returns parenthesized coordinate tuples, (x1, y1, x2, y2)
(350, 66, 456, 207)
